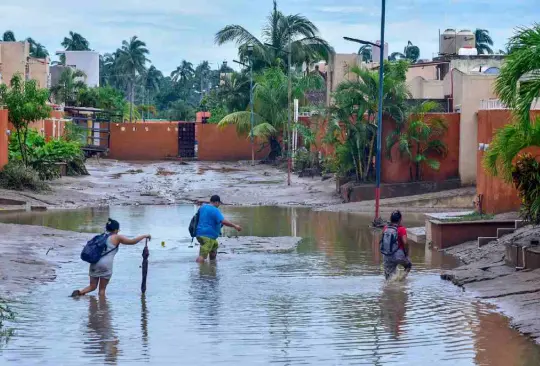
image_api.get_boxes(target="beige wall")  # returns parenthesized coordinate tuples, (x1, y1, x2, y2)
(406, 64, 438, 82)
(326, 53, 361, 105)
(452, 70, 498, 184)
(408, 76, 444, 99)
(28, 57, 49, 88)
(0, 41, 29, 85)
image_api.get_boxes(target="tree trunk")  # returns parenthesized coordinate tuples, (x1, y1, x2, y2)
(364, 134, 376, 180)
(415, 142, 421, 181)
(15, 127, 27, 167)
(129, 78, 135, 123)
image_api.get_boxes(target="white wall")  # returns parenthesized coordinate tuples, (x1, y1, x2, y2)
(64, 51, 100, 87)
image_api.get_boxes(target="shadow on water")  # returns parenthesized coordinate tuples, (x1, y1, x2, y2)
(1, 205, 540, 365)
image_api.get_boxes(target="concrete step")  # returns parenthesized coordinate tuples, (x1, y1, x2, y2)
(478, 236, 497, 247)
(407, 227, 426, 244)
(515, 220, 526, 229)
(497, 227, 516, 238)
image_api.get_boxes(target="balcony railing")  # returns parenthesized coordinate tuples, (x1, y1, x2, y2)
(480, 98, 540, 110)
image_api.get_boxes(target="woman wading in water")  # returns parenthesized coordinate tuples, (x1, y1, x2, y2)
(71, 219, 151, 297)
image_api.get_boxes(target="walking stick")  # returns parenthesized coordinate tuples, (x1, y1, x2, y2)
(141, 238, 149, 294)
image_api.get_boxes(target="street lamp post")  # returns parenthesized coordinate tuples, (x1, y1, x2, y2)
(233, 45, 255, 166)
(264, 42, 292, 186)
(343, 0, 386, 224)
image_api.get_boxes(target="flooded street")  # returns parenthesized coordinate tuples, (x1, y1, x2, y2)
(1, 206, 540, 365)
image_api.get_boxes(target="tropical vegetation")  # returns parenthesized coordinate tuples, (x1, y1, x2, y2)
(389, 41, 420, 63)
(324, 61, 411, 181)
(475, 29, 494, 55)
(484, 23, 540, 222)
(386, 101, 448, 181)
(215, 0, 332, 72)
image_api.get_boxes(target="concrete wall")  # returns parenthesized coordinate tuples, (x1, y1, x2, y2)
(108, 122, 179, 160)
(0, 109, 8, 169)
(326, 53, 361, 105)
(452, 71, 498, 184)
(406, 64, 438, 81)
(476, 110, 540, 214)
(0, 41, 29, 85)
(382, 113, 461, 183)
(197, 124, 269, 161)
(28, 57, 49, 88)
(408, 76, 445, 99)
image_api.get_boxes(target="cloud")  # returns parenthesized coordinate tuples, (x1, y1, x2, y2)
(316, 6, 368, 13)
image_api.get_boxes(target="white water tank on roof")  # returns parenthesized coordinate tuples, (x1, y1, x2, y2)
(440, 29, 457, 55)
(458, 47, 478, 56)
(457, 30, 475, 50)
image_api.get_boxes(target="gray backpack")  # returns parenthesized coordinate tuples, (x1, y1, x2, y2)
(380, 226, 399, 256)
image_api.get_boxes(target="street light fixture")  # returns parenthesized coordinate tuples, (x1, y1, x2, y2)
(343, 0, 386, 225)
(233, 44, 255, 166)
(264, 42, 292, 186)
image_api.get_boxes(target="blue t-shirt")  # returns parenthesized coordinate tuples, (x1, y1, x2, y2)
(196, 204, 225, 239)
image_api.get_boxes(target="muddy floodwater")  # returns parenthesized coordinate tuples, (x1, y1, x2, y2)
(1, 206, 540, 365)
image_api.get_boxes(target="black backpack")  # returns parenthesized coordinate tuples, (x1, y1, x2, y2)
(380, 226, 399, 256)
(188, 209, 201, 241)
(80, 233, 117, 264)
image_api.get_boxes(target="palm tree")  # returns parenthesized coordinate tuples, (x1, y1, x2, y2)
(218, 67, 324, 160)
(140, 65, 162, 120)
(389, 41, 419, 63)
(50, 68, 87, 105)
(215, 0, 332, 71)
(218, 71, 250, 112)
(195, 61, 212, 92)
(485, 23, 540, 181)
(358, 45, 372, 62)
(475, 29, 494, 55)
(326, 64, 410, 181)
(171, 60, 195, 84)
(116, 36, 150, 122)
(61, 31, 90, 51)
(26, 38, 49, 58)
(386, 101, 448, 181)
(2, 30, 15, 42)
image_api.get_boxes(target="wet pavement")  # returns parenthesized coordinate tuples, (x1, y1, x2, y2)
(1, 206, 540, 365)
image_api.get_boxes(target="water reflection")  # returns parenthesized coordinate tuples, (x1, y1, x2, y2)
(190, 263, 220, 328)
(379, 283, 408, 340)
(1, 205, 540, 365)
(83, 296, 119, 364)
(140, 295, 149, 357)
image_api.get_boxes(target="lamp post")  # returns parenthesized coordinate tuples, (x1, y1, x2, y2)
(264, 42, 292, 186)
(343, 0, 386, 224)
(233, 44, 255, 166)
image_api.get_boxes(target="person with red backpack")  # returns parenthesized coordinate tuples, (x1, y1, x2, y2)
(380, 210, 411, 280)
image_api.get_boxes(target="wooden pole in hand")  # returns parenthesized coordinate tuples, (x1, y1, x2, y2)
(141, 239, 149, 294)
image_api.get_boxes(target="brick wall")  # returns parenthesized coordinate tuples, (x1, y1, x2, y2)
(197, 124, 269, 161)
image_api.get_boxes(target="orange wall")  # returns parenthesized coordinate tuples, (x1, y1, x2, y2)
(108, 122, 179, 160)
(382, 113, 460, 183)
(0, 110, 8, 169)
(477, 110, 540, 214)
(197, 124, 269, 161)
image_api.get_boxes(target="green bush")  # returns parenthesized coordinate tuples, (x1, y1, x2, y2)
(0, 161, 49, 191)
(8, 130, 88, 180)
(512, 153, 540, 224)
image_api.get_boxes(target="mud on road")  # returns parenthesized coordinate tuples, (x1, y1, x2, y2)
(0, 159, 341, 210)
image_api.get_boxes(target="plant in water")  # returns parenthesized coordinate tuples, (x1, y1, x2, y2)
(386, 101, 448, 181)
(0, 74, 51, 167)
(0, 298, 15, 345)
(512, 153, 540, 224)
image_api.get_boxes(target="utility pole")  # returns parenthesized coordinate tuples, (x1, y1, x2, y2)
(287, 35, 292, 186)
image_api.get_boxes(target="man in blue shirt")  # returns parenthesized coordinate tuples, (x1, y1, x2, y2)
(196, 195, 242, 262)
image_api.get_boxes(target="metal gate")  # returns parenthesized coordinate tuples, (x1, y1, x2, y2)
(178, 122, 196, 158)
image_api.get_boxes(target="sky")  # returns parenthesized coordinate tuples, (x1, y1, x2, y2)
(0, 0, 537, 75)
